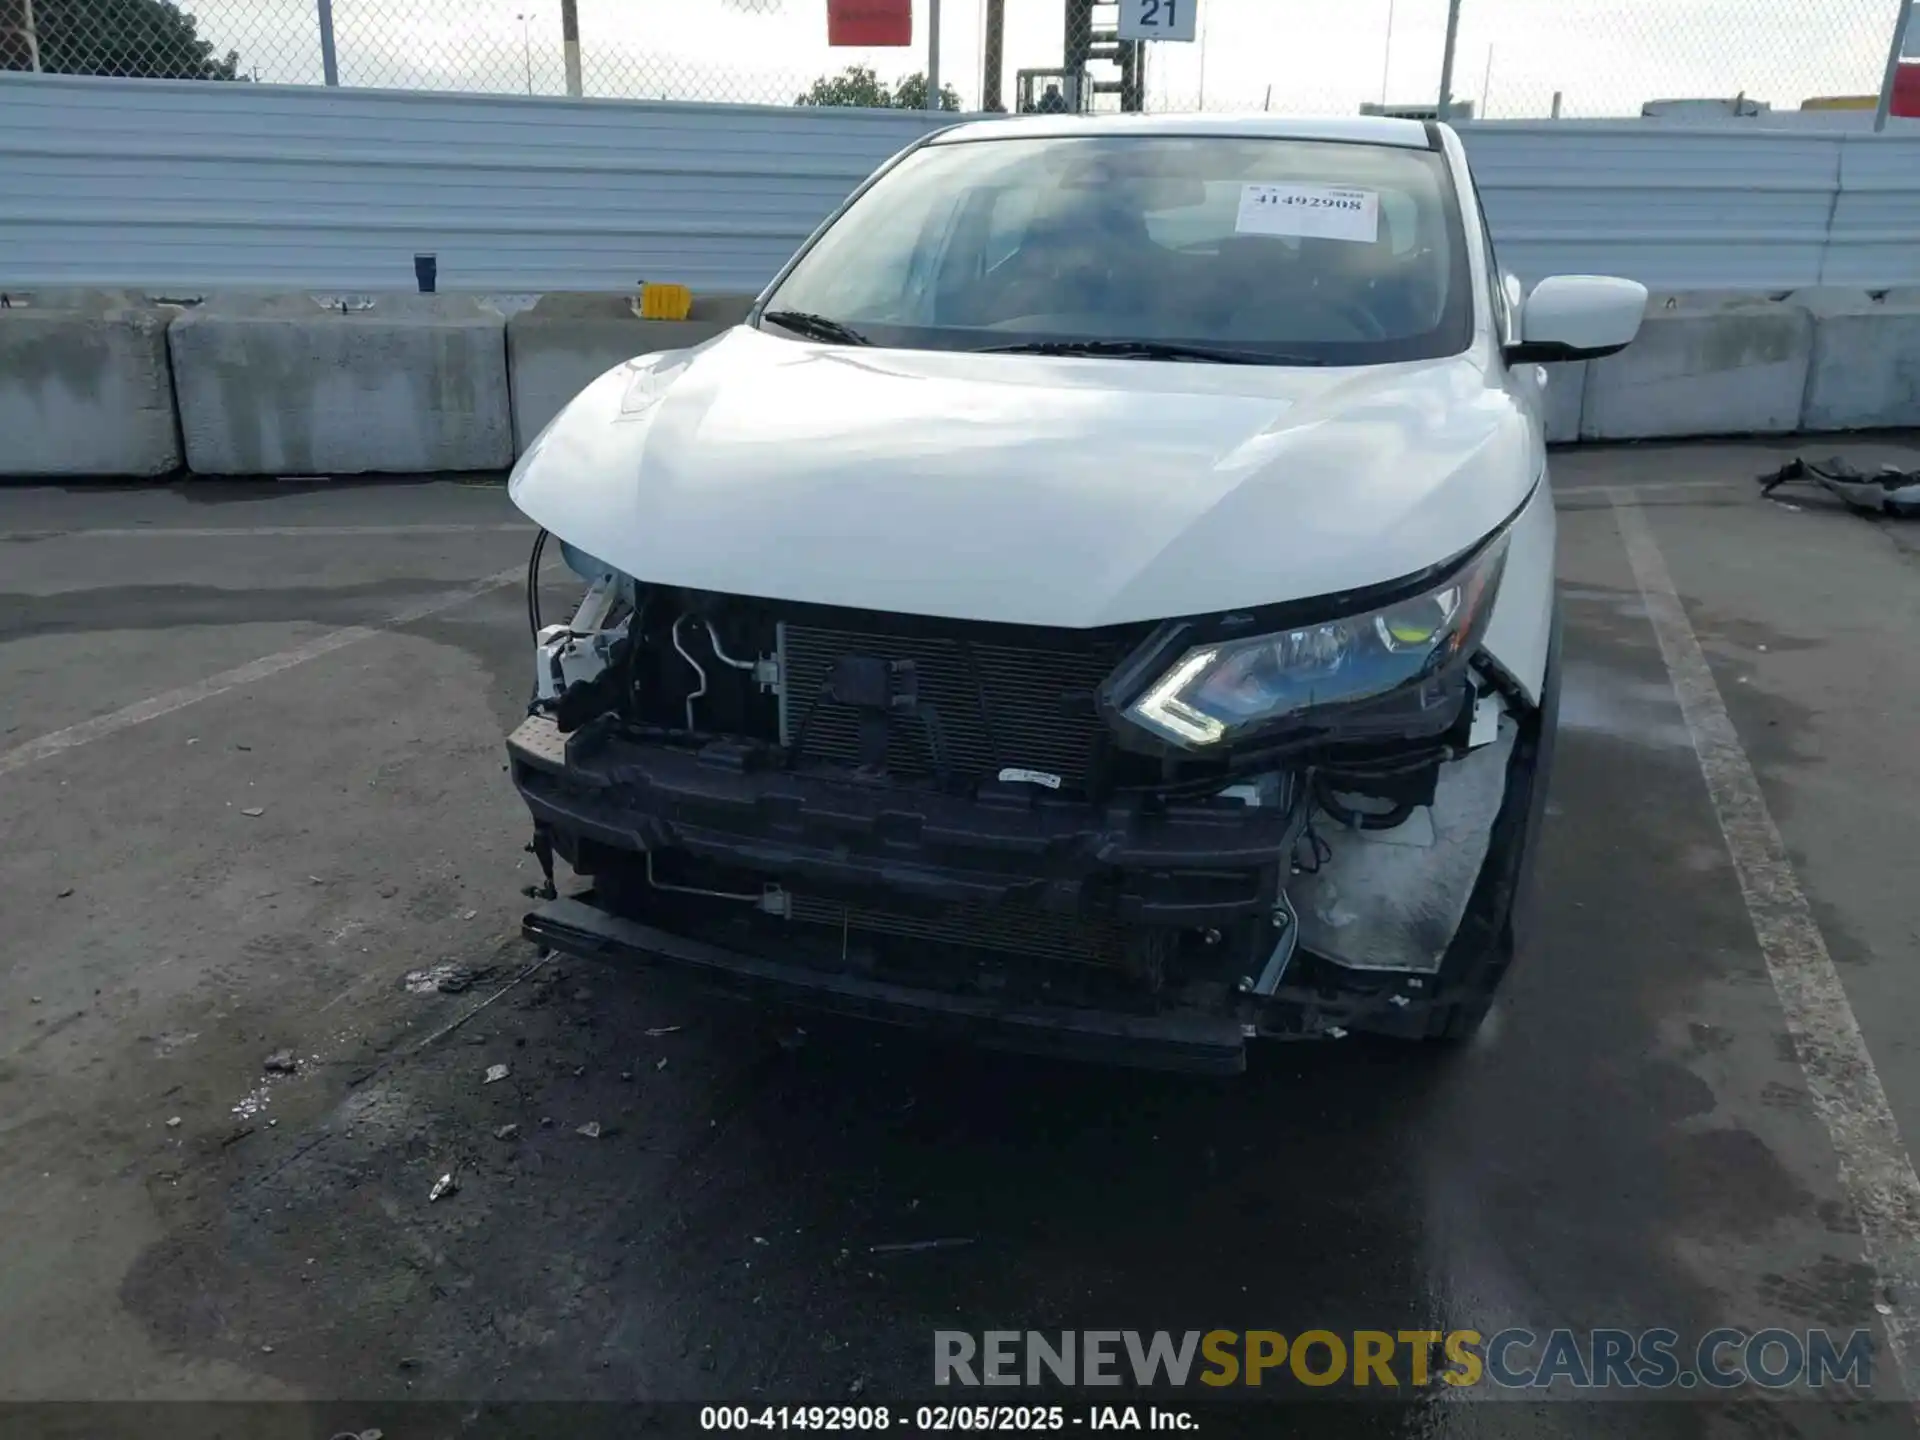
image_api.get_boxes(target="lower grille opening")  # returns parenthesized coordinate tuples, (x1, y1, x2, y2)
(788, 894, 1170, 973)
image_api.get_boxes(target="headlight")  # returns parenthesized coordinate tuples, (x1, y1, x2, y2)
(1122, 537, 1508, 749)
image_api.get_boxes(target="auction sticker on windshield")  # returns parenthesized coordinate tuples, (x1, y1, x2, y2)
(1235, 183, 1379, 243)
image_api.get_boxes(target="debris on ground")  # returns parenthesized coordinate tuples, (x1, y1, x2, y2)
(493, 1123, 520, 1140)
(777, 1027, 808, 1052)
(576, 1121, 602, 1139)
(56, 887, 74, 899)
(165, 1116, 182, 1128)
(655, 1057, 669, 1072)
(867, 1237, 976, 1256)
(403, 962, 479, 996)
(428, 1172, 458, 1202)
(644, 1025, 682, 1037)
(1760, 457, 1920, 517)
(483, 1063, 510, 1085)
(263, 1049, 297, 1073)
(240, 807, 265, 817)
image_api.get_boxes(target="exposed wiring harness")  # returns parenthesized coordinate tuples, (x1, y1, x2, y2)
(1293, 802, 1334, 875)
(525, 528, 550, 639)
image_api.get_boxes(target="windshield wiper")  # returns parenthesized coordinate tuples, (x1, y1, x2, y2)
(976, 339, 1325, 366)
(760, 310, 872, 346)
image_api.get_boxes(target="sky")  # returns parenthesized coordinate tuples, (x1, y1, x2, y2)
(189, 0, 1904, 120)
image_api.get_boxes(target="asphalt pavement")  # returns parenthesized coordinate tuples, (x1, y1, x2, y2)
(3, 444, 1920, 1436)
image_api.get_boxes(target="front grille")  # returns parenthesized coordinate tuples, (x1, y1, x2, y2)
(778, 622, 1129, 790)
(788, 894, 1158, 969)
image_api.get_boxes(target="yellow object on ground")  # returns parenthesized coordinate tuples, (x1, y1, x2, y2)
(637, 283, 694, 320)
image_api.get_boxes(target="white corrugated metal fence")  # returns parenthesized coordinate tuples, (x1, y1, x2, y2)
(5, 72, 1920, 293)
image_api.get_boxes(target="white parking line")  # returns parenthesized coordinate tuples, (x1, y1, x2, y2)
(0, 565, 524, 779)
(1613, 495, 1920, 1402)
(0, 523, 534, 540)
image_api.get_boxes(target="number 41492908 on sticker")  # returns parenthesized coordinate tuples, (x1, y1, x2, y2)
(1234, 183, 1379, 244)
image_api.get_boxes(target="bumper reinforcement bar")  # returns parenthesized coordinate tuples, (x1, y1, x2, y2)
(522, 895, 1249, 1075)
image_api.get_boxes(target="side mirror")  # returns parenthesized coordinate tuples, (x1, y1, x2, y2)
(1504, 275, 1647, 364)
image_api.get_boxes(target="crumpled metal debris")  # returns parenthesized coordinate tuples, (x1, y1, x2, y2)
(263, 1049, 297, 1073)
(483, 1063, 510, 1084)
(576, 1121, 602, 1139)
(428, 1172, 458, 1202)
(1760, 457, 1920, 517)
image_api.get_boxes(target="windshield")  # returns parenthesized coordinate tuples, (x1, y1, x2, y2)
(760, 133, 1472, 366)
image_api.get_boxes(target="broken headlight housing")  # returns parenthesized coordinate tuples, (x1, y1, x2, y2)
(1122, 536, 1508, 750)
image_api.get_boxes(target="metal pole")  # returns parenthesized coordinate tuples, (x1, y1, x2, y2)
(1379, 0, 1393, 105)
(561, 0, 581, 97)
(1874, 0, 1913, 132)
(20, 0, 41, 70)
(982, 0, 1004, 110)
(1198, 0, 1209, 108)
(316, 0, 339, 85)
(925, 0, 942, 110)
(1435, 0, 1463, 122)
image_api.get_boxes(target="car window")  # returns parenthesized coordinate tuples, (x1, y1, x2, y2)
(762, 133, 1473, 367)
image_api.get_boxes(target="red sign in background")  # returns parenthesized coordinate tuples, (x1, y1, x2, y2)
(827, 0, 912, 47)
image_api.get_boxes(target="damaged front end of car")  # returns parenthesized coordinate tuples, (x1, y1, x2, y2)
(507, 521, 1558, 1075)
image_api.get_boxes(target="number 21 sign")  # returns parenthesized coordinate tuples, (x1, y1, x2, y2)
(1118, 0, 1199, 42)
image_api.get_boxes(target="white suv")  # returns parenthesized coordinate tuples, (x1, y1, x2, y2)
(505, 114, 1644, 1072)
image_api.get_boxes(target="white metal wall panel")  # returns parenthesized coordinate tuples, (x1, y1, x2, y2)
(5, 74, 1920, 295)
(0, 73, 951, 293)
(1821, 133, 1920, 286)
(1459, 122, 1842, 290)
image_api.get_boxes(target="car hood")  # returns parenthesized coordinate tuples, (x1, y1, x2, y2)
(510, 326, 1533, 629)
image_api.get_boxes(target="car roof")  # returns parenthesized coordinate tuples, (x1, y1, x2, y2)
(928, 112, 1435, 150)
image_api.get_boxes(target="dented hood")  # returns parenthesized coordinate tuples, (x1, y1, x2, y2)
(509, 326, 1532, 629)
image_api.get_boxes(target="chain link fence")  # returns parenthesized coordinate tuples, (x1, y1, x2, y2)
(2, 0, 1908, 120)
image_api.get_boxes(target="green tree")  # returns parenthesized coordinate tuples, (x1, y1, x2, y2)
(891, 70, 961, 112)
(8, 0, 242, 79)
(796, 63, 959, 111)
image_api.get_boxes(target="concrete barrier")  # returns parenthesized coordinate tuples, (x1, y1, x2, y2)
(1540, 361, 1586, 445)
(17, 284, 1920, 481)
(167, 293, 512, 475)
(1797, 287, 1920, 432)
(1581, 294, 1813, 440)
(506, 292, 754, 454)
(0, 291, 181, 477)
